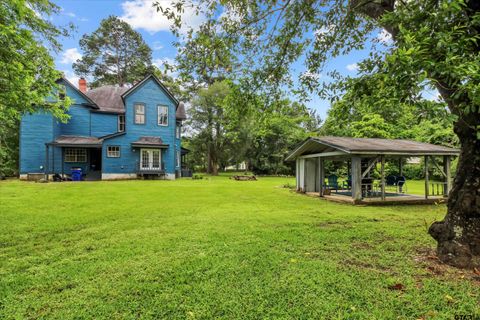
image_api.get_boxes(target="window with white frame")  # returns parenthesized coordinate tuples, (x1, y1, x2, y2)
(65, 148, 87, 162)
(118, 115, 125, 132)
(157, 105, 168, 126)
(176, 124, 181, 139)
(107, 146, 120, 158)
(177, 150, 181, 167)
(134, 104, 145, 124)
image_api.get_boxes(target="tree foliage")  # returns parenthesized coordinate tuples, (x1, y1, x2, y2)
(158, 0, 480, 268)
(0, 0, 72, 176)
(73, 16, 153, 88)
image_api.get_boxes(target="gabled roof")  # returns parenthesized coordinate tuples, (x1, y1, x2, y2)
(86, 85, 129, 113)
(83, 74, 186, 119)
(285, 136, 460, 161)
(122, 74, 179, 106)
(57, 77, 98, 108)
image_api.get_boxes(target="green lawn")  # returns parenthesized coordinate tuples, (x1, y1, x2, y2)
(0, 176, 478, 319)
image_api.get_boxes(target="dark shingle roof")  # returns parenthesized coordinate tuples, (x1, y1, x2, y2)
(176, 102, 187, 120)
(131, 136, 169, 147)
(50, 135, 102, 147)
(286, 136, 460, 160)
(85, 85, 129, 113)
(313, 137, 459, 153)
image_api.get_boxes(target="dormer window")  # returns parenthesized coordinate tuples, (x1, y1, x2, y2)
(134, 104, 145, 124)
(158, 105, 168, 126)
(118, 115, 125, 132)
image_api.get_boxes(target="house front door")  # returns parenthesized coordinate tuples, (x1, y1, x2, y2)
(140, 149, 161, 170)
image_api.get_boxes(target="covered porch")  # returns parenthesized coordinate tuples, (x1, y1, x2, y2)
(45, 135, 103, 181)
(286, 137, 460, 205)
(131, 136, 168, 178)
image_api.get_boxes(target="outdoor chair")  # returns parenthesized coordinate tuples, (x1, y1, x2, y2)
(397, 175, 407, 193)
(324, 174, 340, 192)
(342, 175, 352, 190)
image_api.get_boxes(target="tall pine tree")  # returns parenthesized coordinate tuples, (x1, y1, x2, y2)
(73, 16, 153, 87)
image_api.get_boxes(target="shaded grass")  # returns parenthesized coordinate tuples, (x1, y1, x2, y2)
(0, 177, 478, 319)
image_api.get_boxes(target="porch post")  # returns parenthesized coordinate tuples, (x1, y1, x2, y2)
(398, 157, 403, 176)
(44, 144, 49, 181)
(296, 158, 300, 191)
(351, 156, 362, 202)
(319, 157, 325, 197)
(443, 155, 452, 197)
(61, 148, 65, 178)
(425, 155, 429, 199)
(380, 155, 385, 200)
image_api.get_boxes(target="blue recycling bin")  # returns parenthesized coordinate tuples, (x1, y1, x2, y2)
(71, 168, 82, 181)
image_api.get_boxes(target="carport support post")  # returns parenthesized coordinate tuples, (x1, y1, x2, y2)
(319, 158, 325, 197)
(443, 155, 451, 196)
(61, 148, 65, 178)
(425, 156, 429, 199)
(44, 144, 49, 181)
(351, 156, 362, 202)
(380, 155, 385, 200)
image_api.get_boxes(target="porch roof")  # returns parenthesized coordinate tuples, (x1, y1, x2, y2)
(47, 135, 103, 148)
(131, 136, 169, 148)
(286, 136, 460, 161)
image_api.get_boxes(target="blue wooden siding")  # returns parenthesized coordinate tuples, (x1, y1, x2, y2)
(91, 112, 118, 137)
(102, 78, 178, 174)
(20, 77, 182, 177)
(20, 112, 54, 173)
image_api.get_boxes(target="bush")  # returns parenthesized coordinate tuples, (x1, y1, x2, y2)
(402, 164, 424, 180)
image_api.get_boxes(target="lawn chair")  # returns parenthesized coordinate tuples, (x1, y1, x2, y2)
(386, 175, 397, 189)
(342, 175, 352, 190)
(397, 175, 407, 193)
(324, 174, 340, 192)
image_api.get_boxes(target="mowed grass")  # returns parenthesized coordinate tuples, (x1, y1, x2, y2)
(0, 176, 478, 319)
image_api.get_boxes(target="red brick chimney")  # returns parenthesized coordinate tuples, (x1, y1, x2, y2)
(78, 77, 87, 93)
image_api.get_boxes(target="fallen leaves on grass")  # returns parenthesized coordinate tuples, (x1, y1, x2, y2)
(387, 283, 405, 291)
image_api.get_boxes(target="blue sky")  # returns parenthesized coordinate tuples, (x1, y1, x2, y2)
(52, 0, 386, 119)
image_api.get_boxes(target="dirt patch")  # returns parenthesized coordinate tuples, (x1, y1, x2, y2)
(414, 246, 480, 284)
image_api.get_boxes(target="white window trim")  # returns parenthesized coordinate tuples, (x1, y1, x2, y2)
(64, 148, 87, 163)
(157, 105, 168, 126)
(107, 146, 121, 158)
(118, 115, 125, 132)
(134, 104, 145, 124)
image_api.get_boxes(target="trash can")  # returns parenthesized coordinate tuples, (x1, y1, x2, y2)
(71, 168, 82, 181)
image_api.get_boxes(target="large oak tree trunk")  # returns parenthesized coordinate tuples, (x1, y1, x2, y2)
(429, 121, 480, 268)
(350, 0, 480, 268)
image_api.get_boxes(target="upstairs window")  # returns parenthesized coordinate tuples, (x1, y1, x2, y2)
(176, 125, 181, 139)
(65, 148, 87, 162)
(107, 146, 120, 158)
(118, 115, 125, 132)
(134, 104, 145, 124)
(158, 105, 168, 126)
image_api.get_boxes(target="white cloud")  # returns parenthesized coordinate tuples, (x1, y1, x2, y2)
(60, 48, 82, 64)
(152, 41, 164, 50)
(346, 63, 358, 72)
(153, 57, 177, 77)
(78, 17, 89, 22)
(377, 29, 392, 43)
(61, 70, 80, 87)
(300, 71, 321, 81)
(120, 0, 207, 35)
(314, 25, 334, 38)
(60, 8, 76, 17)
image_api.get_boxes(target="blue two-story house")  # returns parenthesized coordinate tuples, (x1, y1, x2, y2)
(19, 74, 187, 180)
